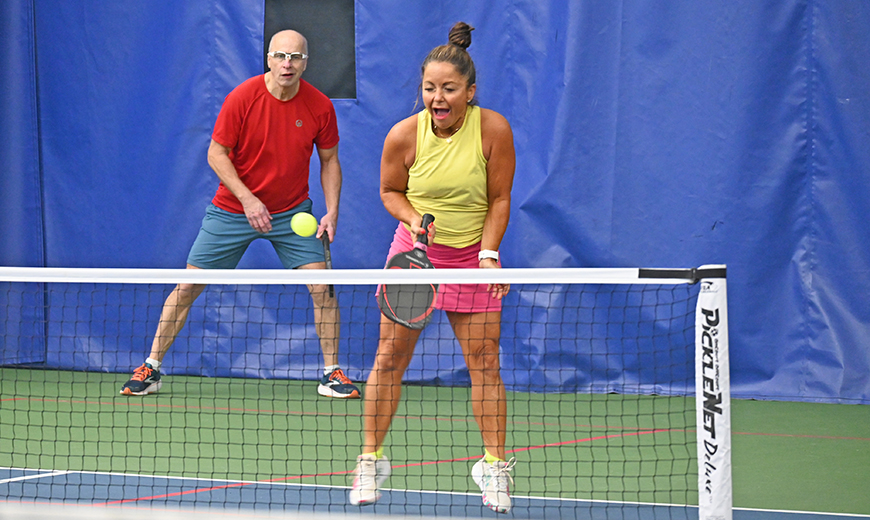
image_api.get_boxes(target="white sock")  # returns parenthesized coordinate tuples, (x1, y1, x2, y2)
(146, 357, 162, 370)
(324, 364, 339, 375)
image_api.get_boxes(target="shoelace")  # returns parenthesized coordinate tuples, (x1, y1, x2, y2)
(355, 457, 378, 486)
(130, 365, 153, 382)
(329, 368, 353, 385)
(490, 457, 516, 491)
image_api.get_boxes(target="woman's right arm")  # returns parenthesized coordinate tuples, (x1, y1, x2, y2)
(380, 116, 428, 234)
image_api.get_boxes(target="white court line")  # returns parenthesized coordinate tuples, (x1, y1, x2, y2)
(2, 467, 865, 518)
(0, 470, 70, 485)
(0, 465, 684, 508)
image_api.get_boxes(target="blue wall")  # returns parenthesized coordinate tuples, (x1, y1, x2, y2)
(2, 0, 868, 403)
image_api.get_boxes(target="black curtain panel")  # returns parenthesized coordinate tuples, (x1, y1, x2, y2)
(265, 0, 356, 99)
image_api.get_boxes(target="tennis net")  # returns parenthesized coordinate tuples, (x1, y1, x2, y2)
(0, 266, 731, 520)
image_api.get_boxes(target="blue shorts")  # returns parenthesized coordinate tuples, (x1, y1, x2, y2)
(187, 201, 324, 269)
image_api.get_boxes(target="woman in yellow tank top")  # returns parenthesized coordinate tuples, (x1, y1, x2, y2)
(350, 22, 517, 514)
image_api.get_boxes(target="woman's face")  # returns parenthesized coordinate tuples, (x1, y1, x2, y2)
(422, 61, 476, 131)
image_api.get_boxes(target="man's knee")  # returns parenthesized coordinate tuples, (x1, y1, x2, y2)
(308, 284, 335, 307)
(171, 283, 205, 306)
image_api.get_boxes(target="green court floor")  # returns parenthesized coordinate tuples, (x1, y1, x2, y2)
(1, 368, 868, 515)
(731, 398, 870, 514)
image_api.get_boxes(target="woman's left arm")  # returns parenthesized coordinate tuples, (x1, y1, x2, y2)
(480, 109, 516, 268)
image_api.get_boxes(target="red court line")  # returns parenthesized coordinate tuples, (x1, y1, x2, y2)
(10, 397, 346, 417)
(734, 430, 870, 442)
(13, 394, 869, 507)
(10, 396, 870, 441)
(99, 428, 668, 505)
(508, 428, 671, 453)
(8, 396, 677, 432)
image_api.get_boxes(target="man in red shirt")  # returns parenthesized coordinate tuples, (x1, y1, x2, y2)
(120, 30, 359, 399)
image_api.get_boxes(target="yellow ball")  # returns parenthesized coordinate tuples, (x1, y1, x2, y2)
(291, 212, 318, 237)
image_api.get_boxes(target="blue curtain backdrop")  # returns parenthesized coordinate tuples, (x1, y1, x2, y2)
(1, 0, 868, 403)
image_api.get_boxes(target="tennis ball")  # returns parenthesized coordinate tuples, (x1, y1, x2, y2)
(291, 212, 318, 237)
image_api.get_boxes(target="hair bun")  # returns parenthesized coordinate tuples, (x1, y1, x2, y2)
(448, 22, 474, 50)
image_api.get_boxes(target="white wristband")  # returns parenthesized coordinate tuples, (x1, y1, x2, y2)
(478, 249, 499, 262)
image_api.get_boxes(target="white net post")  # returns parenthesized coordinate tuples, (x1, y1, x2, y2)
(695, 265, 732, 520)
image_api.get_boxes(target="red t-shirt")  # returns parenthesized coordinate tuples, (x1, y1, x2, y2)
(211, 76, 340, 214)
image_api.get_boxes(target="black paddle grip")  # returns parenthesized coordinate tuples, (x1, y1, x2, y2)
(418, 214, 435, 246)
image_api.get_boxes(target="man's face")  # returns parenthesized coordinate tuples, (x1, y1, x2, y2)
(267, 33, 308, 90)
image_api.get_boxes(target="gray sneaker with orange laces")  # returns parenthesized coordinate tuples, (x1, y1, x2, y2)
(317, 368, 360, 398)
(120, 363, 162, 396)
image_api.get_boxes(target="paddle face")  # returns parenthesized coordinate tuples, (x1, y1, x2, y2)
(378, 214, 438, 330)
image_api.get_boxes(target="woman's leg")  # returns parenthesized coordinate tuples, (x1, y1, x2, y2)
(361, 314, 424, 453)
(447, 310, 506, 459)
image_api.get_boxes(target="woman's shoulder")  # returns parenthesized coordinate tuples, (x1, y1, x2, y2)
(478, 107, 512, 141)
(478, 107, 509, 126)
(393, 112, 420, 131)
(385, 113, 420, 145)
(382, 113, 419, 169)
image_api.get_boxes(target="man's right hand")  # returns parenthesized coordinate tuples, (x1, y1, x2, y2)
(242, 197, 272, 233)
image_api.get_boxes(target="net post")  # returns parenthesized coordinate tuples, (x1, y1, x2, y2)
(695, 265, 732, 520)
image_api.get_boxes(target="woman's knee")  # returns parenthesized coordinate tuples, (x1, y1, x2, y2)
(374, 341, 416, 373)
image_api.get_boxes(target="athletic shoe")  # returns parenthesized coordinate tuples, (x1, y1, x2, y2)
(317, 368, 361, 399)
(120, 363, 162, 396)
(471, 456, 516, 514)
(349, 454, 391, 506)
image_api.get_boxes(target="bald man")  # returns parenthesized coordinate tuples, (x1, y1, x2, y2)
(121, 30, 359, 399)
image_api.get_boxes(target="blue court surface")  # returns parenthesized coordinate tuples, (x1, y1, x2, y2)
(2, 467, 867, 520)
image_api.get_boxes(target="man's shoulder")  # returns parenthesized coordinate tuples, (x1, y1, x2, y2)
(228, 75, 266, 97)
(298, 80, 333, 105)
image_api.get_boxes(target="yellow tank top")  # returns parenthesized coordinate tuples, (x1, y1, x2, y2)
(406, 105, 488, 248)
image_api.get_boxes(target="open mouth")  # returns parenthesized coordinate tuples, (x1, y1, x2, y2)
(432, 107, 450, 119)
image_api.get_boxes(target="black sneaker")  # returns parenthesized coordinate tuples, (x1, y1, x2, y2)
(317, 368, 360, 399)
(120, 363, 162, 396)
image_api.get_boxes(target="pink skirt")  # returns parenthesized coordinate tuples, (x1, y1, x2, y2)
(384, 223, 502, 313)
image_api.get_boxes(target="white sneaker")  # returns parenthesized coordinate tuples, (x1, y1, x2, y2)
(471, 456, 516, 514)
(349, 454, 391, 506)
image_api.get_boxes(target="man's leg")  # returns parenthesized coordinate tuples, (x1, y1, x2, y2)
(302, 262, 340, 366)
(299, 262, 360, 398)
(268, 204, 358, 398)
(120, 265, 206, 396)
